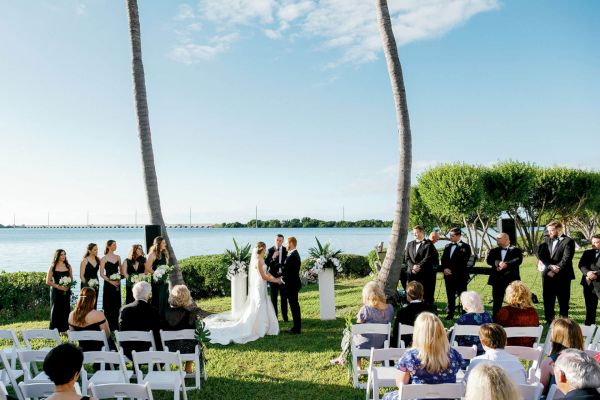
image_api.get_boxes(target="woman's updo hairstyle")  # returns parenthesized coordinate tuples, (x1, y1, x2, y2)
(256, 242, 267, 254)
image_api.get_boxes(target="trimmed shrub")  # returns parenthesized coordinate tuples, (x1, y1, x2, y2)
(180, 255, 229, 299)
(367, 249, 380, 274)
(0, 271, 50, 320)
(338, 254, 371, 276)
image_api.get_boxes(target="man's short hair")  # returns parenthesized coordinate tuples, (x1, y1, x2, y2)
(287, 237, 297, 247)
(43, 343, 83, 385)
(592, 234, 600, 241)
(276, 234, 284, 239)
(406, 281, 424, 301)
(413, 225, 424, 232)
(449, 227, 462, 236)
(497, 232, 509, 240)
(479, 323, 507, 349)
(555, 348, 600, 390)
(547, 221, 563, 229)
(133, 281, 152, 301)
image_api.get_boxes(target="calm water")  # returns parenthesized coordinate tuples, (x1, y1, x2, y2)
(0, 227, 398, 275)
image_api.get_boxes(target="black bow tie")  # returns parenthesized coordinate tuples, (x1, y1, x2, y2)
(415, 241, 422, 244)
(503, 247, 509, 251)
(451, 243, 458, 246)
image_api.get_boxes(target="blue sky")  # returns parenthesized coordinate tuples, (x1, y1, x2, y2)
(0, 0, 598, 225)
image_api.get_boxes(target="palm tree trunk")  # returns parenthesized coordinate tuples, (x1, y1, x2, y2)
(374, 0, 413, 303)
(126, 0, 183, 286)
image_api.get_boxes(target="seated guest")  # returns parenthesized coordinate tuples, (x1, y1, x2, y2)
(454, 291, 493, 354)
(118, 281, 162, 360)
(554, 349, 600, 399)
(43, 343, 96, 400)
(464, 363, 521, 400)
(382, 312, 464, 400)
(330, 281, 394, 365)
(464, 324, 527, 384)
(390, 281, 434, 347)
(163, 285, 203, 373)
(495, 281, 540, 347)
(540, 317, 584, 397)
(68, 287, 115, 352)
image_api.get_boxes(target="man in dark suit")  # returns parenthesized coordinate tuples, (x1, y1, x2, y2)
(404, 225, 438, 305)
(441, 227, 472, 320)
(391, 281, 435, 347)
(579, 234, 600, 325)
(265, 234, 288, 321)
(282, 236, 302, 334)
(537, 221, 575, 323)
(486, 232, 523, 320)
(118, 281, 162, 360)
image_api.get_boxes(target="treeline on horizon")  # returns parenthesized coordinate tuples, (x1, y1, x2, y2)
(216, 217, 392, 228)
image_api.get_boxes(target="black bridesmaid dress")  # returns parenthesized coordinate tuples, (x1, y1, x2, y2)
(49, 269, 71, 332)
(81, 260, 99, 308)
(151, 253, 169, 317)
(125, 257, 146, 305)
(102, 260, 122, 331)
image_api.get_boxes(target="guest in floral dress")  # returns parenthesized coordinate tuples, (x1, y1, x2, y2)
(454, 291, 493, 354)
(383, 312, 464, 400)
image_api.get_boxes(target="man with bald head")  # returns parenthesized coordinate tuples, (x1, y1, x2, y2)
(486, 232, 523, 319)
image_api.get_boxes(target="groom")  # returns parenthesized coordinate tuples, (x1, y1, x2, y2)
(265, 234, 288, 321)
(283, 236, 302, 334)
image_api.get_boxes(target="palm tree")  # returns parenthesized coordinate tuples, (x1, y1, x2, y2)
(125, 0, 183, 286)
(374, 0, 413, 303)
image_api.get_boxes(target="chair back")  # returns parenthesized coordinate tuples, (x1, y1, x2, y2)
(159, 329, 195, 350)
(90, 382, 154, 400)
(397, 382, 465, 399)
(518, 382, 543, 400)
(505, 325, 543, 347)
(21, 329, 60, 350)
(545, 384, 558, 400)
(0, 330, 20, 349)
(83, 350, 127, 372)
(114, 330, 156, 350)
(397, 324, 414, 348)
(18, 382, 55, 399)
(505, 345, 543, 383)
(448, 324, 481, 346)
(369, 348, 407, 364)
(0, 381, 7, 400)
(545, 324, 596, 354)
(17, 350, 50, 381)
(452, 345, 477, 360)
(132, 350, 183, 378)
(67, 330, 110, 351)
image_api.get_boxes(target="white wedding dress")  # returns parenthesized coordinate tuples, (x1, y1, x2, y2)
(203, 250, 279, 345)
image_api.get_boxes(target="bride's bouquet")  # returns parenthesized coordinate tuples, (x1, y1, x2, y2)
(307, 237, 343, 275)
(224, 238, 251, 281)
(153, 265, 174, 284)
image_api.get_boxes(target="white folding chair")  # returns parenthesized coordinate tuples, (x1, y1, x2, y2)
(350, 323, 391, 389)
(18, 382, 81, 400)
(397, 382, 465, 399)
(0, 345, 24, 400)
(67, 330, 111, 352)
(505, 345, 544, 383)
(21, 329, 61, 351)
(588, 326, 600, 351)
(160, 329, 205, 389)
(544, 324, 596, 354)
(0, 381, 8, 400)
(114, 330, 156, 361)
(90, 382, 154, 400)
(518, 382, 544, 400)
(366, 347, 407, 400)
(0, 330, 22, 371)
(452, 345, 477, 361)
(505, 325, 543, 348)
(546, 384, 558, 400)
(448, 324, 481, 346)
(396, 324, 414, 348)
(81, 350, 133, 395)
(132, 350, 187, 400)
(17, 350, 50, 382)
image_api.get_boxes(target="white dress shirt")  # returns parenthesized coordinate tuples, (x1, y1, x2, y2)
(464, 348, 527, 384)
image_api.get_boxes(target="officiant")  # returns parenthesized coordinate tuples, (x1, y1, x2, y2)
(266, 234, 288, 321)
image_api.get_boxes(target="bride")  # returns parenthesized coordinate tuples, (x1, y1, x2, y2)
(204, 242, 283, 345)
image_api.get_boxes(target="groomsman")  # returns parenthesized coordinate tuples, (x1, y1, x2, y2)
(486, 233, 523, 319)
(579, 234, 600, 325)
(265, 234, 288, 321)
(404, 225, 437, 305)
(537, 221, 575, 323)
(441, 227, 472, 320)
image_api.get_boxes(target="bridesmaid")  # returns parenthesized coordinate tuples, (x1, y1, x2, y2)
(145, 236, 170, 316)
(99, 240, 122, 331)
(46, 249, 73, 333)
(122, 244, 146, 305)
(79, 243, 100, 308)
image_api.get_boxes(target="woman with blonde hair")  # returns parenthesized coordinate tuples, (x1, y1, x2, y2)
(495, 280, 540, 347)
(383, 312, 464, 399)
(464, 363, 520, 400)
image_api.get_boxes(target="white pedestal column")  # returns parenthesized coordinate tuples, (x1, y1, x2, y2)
(231, 273, 247, 317)
(318, 268, 336, 320)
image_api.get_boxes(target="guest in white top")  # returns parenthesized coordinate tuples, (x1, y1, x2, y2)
(464, 323, 527, 384)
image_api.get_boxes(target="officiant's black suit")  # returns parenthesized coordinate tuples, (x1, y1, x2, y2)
(537, 234, 575, 322)
(486, 245, 523, 319)
(404, 239, 437, 305)
(283, 249, 302, 333)
(579, 248, 600, 325)
(265, 245, 288, 321)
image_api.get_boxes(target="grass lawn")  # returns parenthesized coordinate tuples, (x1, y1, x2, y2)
(0, 253, 591, 399)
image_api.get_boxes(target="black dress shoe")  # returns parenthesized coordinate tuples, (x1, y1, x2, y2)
(286, 329, 300, 335)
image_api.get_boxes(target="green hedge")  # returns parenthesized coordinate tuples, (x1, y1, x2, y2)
(180, 255, 229, 299)
(300, 254, 371, 277)
(0, 271, 50, 320)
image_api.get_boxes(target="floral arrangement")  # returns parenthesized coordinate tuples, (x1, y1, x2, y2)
(127, 272, 151, 287)
(308, 237, 343, 274)
(87, 278, 99, 290)
(153, 265, 174, 284)
(57, 276, 76, 293)
(108, 273, 122, 281)
(223, 238, 251, 280)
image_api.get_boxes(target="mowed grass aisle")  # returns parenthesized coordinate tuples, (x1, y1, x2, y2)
(0, 253, 591, 399)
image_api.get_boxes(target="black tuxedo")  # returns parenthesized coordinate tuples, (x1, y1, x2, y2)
(441, 240, 472, 318)
(537, 234, 575, 322)
(564, 388, 600, 400)
(283, 249, 302, 333)
(579, 248, 600, 325)
(118, 299, 162, 360)
(265, 245, 288, 321)
(404, 239, 437, 305)
(486, 246, 523, 318)
(390, 301, 435, 347)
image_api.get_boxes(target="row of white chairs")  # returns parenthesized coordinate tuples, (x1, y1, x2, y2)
(11, 382, 153, 400)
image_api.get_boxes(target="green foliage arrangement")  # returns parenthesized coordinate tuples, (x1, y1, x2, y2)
(223, 238, 251, 280)
(0, 271, 50, 319)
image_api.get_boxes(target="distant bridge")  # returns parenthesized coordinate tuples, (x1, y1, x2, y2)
(21, 224, 214, 229)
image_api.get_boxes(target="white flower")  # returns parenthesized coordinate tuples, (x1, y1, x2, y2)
(331, 258, 340, 267)
(58, 277, 72, 286)
(109, 273, 121, 281)
(87, 278, 99, 288)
